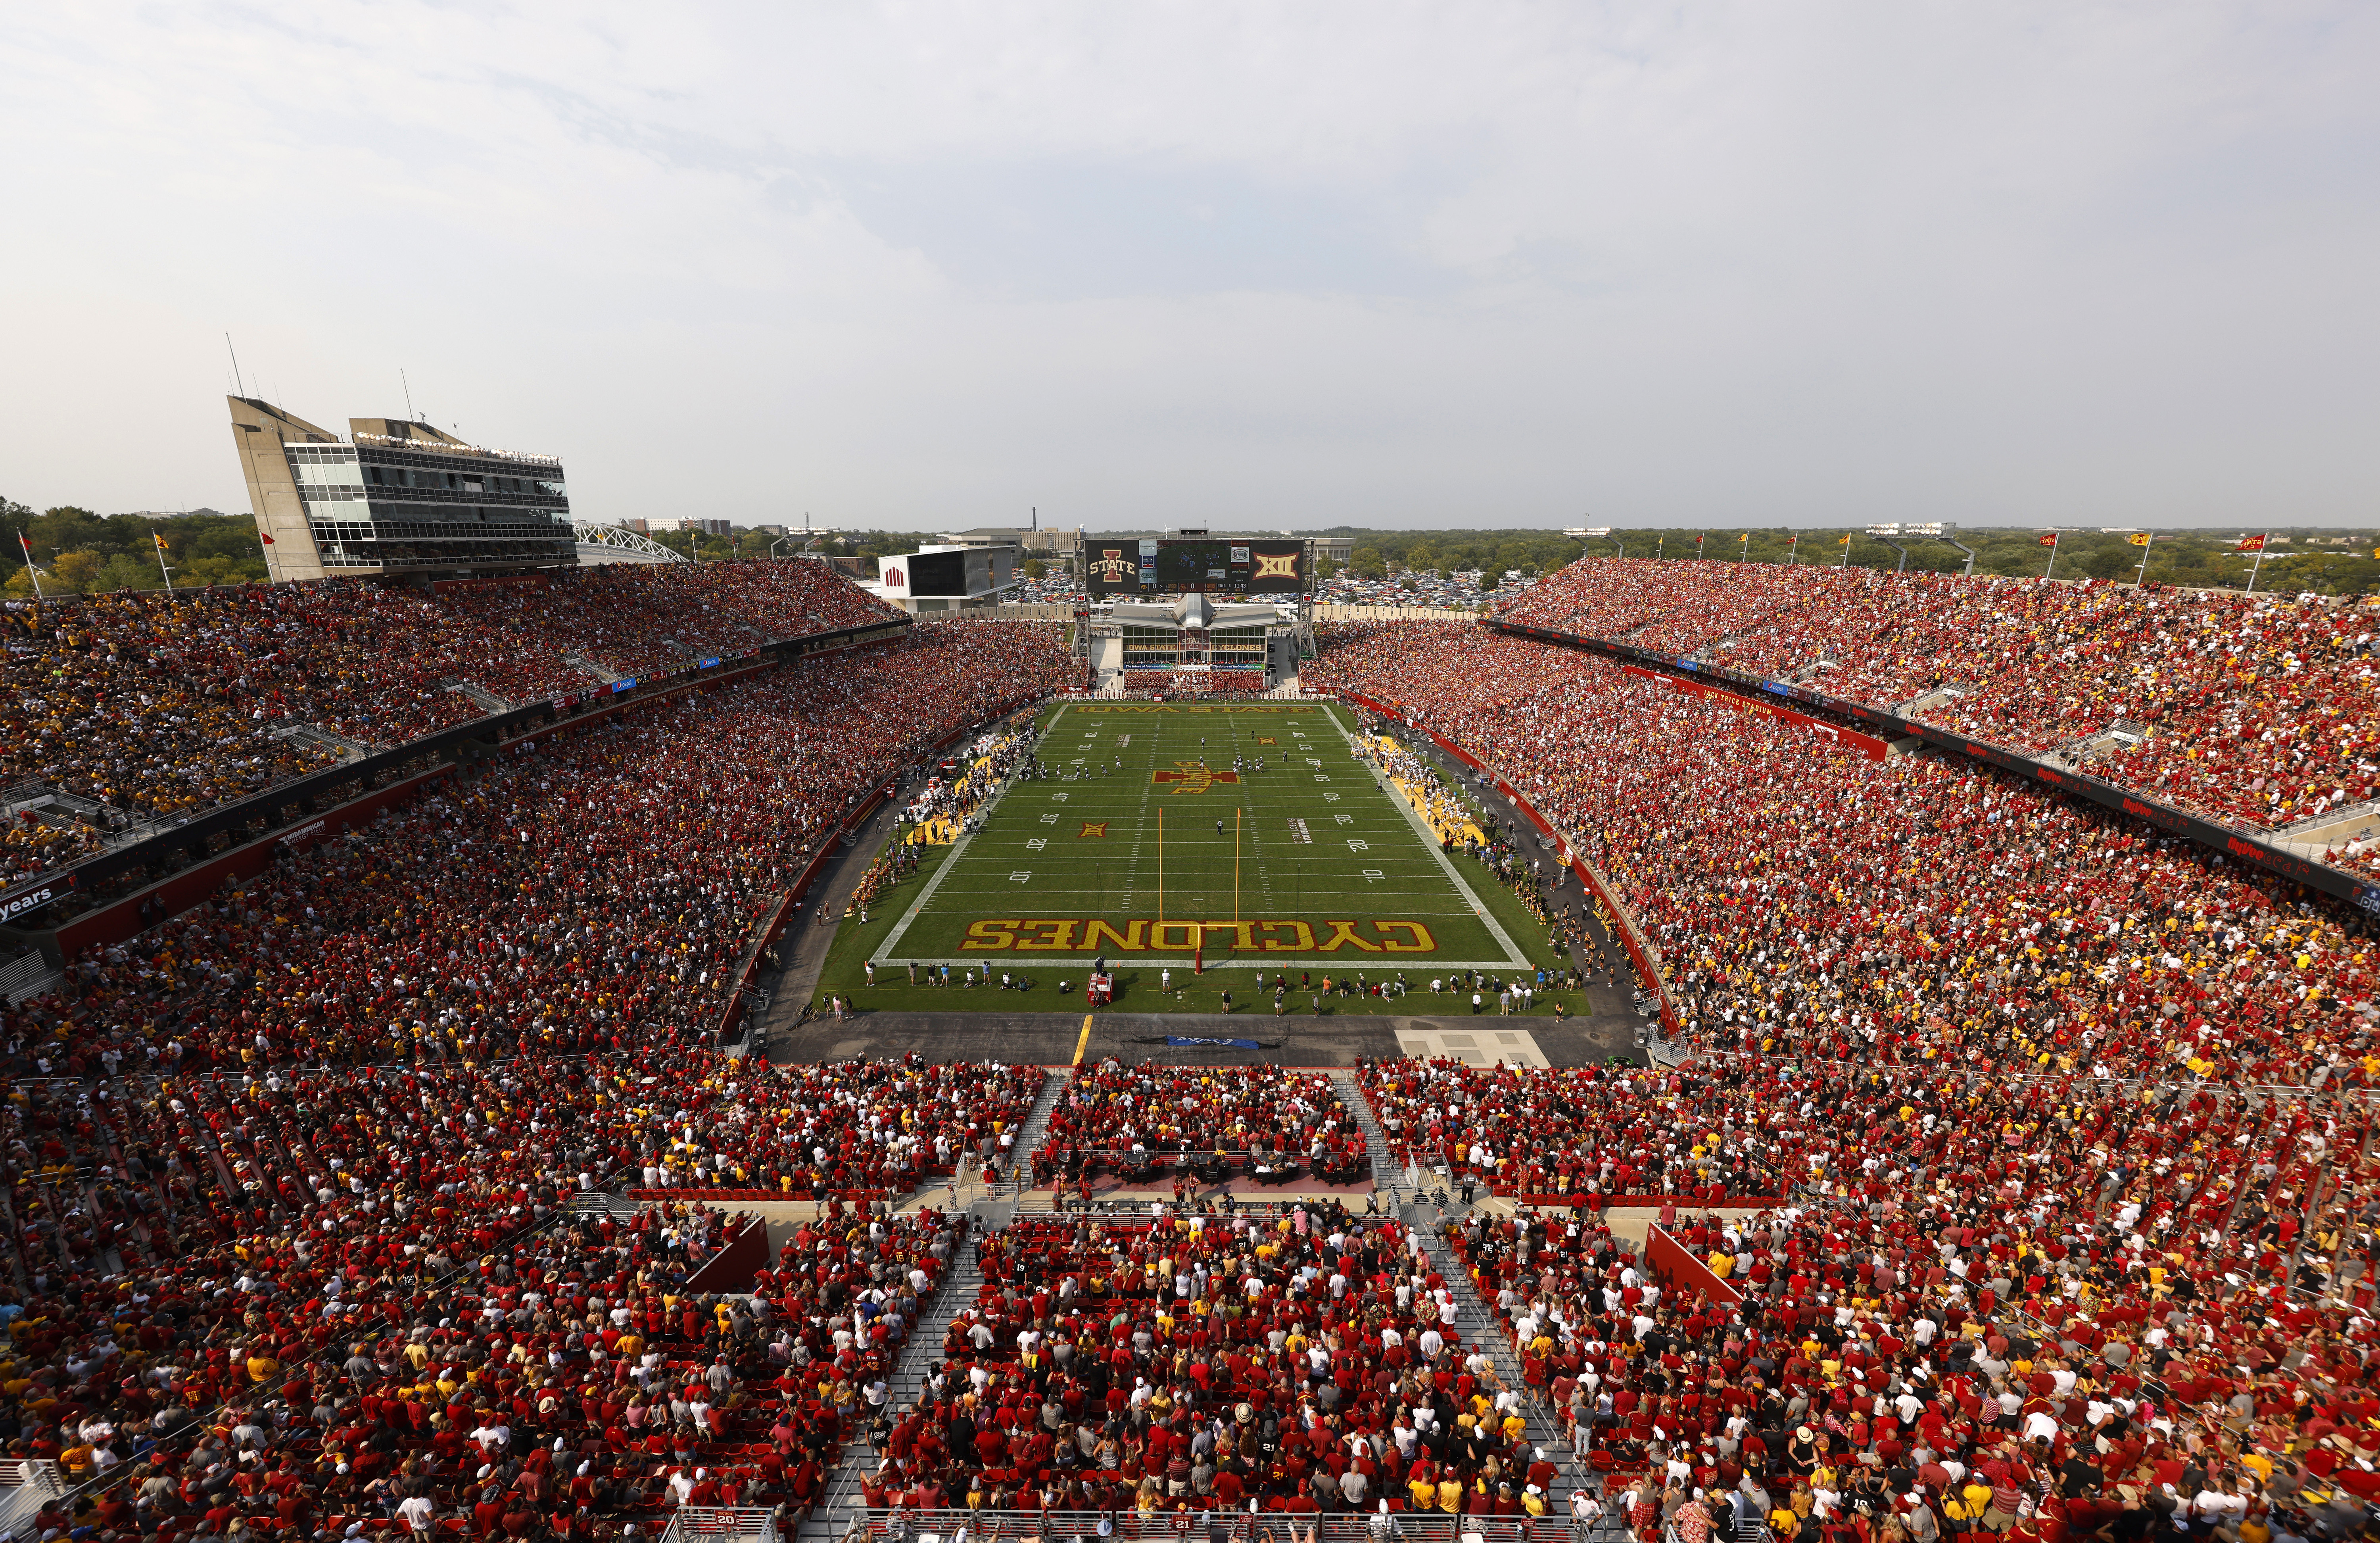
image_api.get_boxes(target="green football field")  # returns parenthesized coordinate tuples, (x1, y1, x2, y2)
(871, 702, 1531, 972)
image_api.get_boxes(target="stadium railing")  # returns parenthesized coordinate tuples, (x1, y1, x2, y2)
(843, 1510, 1589, 1543)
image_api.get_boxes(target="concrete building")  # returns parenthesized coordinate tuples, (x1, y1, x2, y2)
(227, 397, 575, 581)
(945, 526, 1083, 559)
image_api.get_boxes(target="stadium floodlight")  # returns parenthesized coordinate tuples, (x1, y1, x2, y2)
(1864, 529, 1912, 574)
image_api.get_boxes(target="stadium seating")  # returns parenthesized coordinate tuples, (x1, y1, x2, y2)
(1307, 620, 2376, 1090)
(1033, 1063, 1371, 1189)
(1501, 557, 2380, 836)
(14, 575, 2380, 1543)
(0, 560, 906, 889)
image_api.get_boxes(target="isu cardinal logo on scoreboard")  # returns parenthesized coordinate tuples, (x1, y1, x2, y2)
(1251, 552, 1299, 580)
(1090, 549, 1134, 583)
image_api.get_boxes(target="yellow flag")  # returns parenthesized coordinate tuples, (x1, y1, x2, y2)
(1837, 534, 1852, 546)
(2127, 533, 2152, 547)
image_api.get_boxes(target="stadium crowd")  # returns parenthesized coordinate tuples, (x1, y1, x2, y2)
(856, 1203, 1583, 1520)
(1360, 1062, 1784, 1202)
(0, 561, 904, 888)
(22, 567, 2380, 1543)
(1308, 621, 2380, 1089)
(1501, 558, 2380, 837)
(0, 609, 1086, 1535)
(1031, 1065, 1370, 1182)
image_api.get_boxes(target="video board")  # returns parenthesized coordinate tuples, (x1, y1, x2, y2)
(1084, 537, 1308, 596)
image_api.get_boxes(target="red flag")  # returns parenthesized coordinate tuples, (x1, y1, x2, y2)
(15, 533, 30, 561)
(259, 531, 275, 545)
(2236, 535, 2266, 552)
(2036, 533, 2058, 547)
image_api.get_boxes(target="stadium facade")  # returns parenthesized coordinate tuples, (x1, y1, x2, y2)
(228, 396, 578, 581)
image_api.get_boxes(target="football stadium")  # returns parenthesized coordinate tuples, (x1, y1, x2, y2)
(12, 10, 2374, 1543)
(8, 486, 2380, 1543)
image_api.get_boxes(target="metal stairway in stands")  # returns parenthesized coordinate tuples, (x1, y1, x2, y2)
(1345, 1065, 1591, 1502)
(800, 1067, 1073, 1538)
(1432, 1216, 1591, 1501)
(1332, 1069, 1406, 1204)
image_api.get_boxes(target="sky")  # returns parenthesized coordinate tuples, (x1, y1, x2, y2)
(2, 2, 2376, 532)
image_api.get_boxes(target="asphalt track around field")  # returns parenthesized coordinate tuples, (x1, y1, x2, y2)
(766, 1007, 1642, 1066)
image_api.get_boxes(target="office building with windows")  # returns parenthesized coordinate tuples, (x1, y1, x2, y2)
(228, 397, 577, 581)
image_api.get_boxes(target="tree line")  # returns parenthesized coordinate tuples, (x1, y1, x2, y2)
(0, 500, 271, 596)
(1561, 526, 2380, 593)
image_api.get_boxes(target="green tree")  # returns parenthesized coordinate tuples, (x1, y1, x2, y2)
(177, 554, 259, 587)
(96, 551, 163, 592)
(50, 550, 106, 592)
(1022, 557, 1046, 581)
(1348, 545, 1388, 579)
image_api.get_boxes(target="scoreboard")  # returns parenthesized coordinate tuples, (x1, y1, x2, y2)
(1084, 537, 1309, 596)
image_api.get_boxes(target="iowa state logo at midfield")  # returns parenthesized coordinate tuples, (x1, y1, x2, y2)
(1150, 762, 1240, 795)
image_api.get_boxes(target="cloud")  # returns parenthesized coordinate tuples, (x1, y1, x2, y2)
(0, 0, 2374, 529)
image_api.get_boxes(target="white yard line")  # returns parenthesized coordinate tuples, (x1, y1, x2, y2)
(1319, 703, 1534, 969)
(873, 705, 1063, 961)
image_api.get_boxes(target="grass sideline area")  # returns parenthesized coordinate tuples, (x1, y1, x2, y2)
(808, 701, 1586, 1017)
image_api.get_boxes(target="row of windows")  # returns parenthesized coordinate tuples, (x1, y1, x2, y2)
(354, 464, 567, 498)
(357, 489, 570, 516)
(301, 497, 568, 527)
(309, 519, 578, 542)
(357, 445, 562, 474)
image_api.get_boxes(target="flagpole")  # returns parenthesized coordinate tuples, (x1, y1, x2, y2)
(2135, 532, 2155, 586)
(154, 534, 174, 589)
(2247, 532, 2271, 594)
(2043, 530, 2062, 582)
(16, 534, 42, 600)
